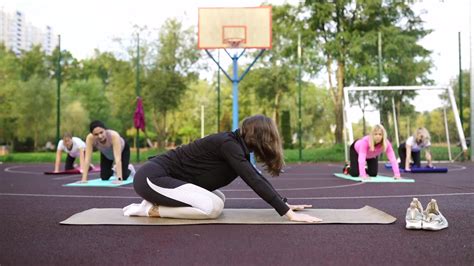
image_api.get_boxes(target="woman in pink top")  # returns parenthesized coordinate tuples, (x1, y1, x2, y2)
(345, 124, 401, 180)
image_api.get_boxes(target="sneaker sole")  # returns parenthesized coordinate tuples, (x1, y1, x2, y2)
(405, 220, 422, 229)
(422, 224, 448, 231)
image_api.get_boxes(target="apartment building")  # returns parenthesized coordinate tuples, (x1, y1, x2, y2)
(0, 7, 56, 55)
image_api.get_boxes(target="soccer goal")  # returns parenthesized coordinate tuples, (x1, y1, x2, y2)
(342, 85, 468, 162)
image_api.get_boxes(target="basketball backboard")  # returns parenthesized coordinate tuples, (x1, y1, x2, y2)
(198, 6, 272, 49)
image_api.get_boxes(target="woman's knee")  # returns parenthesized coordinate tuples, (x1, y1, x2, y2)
(349, 168, 359, 177)
(367, 170, 378, 177)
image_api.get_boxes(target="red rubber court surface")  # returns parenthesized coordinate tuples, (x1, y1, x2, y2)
(1, 162, 473, 265)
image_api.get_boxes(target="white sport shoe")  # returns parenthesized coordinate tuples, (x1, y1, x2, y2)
(128, 164, 136, 178)
(123, 200, 153, 217)
(405, 198, 424, 229)
(422, 199, 448, 231)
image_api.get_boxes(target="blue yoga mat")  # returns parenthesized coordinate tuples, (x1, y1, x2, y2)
(63, 177, 133, 187)
(384, 163, 448, 173)
(333, 173, 415, 183)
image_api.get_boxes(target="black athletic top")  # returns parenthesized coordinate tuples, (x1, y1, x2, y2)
(149, 129, 290, 216)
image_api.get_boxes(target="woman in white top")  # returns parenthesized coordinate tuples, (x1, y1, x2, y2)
(398, 127, 433, 171)
(54, 133, 86, 172)
(81, 120, 131, 183)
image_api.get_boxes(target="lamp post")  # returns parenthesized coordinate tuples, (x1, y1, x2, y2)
(136, 33, 140, 162)
(56, 34, 61, 143)
(297, 33, 302, 161)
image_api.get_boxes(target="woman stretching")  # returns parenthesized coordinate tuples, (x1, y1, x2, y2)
(81, 120, 132, 183)
(344, 124, 401, 180)
(398, 127, 433, 171)
(125, 115, 321, 223)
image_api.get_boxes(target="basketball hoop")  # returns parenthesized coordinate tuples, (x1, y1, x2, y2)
(225, 38, 244, 48)
(198, 7, 271, 49)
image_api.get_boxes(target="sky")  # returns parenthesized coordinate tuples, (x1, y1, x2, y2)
(1, 0, 473, 118)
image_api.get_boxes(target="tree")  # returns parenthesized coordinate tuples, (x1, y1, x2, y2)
(67, 78, 111, 123)
(142, 18, 199, 147)
(302, 0, 432, 143)
(18, 45, 49, 81)
(0, 44, 20, 147)
(61, 101, 90, 137)
(240, 65, 296, 125)
(48, 47, 81, 84)
(14, 76, 55, 150)
(446, 70, 470, 135)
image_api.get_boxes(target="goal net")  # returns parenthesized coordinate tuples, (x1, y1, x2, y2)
(342, 85, 468, 162)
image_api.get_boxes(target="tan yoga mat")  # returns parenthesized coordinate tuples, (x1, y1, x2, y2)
(60, 206, 396, 225)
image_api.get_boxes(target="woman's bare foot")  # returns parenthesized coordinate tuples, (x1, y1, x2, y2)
(148, 205, 160, 217)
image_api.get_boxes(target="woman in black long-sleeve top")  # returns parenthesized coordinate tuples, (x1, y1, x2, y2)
(125, 115, 321, 223)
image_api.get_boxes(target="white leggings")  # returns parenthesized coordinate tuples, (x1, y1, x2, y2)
(145, 178, 225, 219)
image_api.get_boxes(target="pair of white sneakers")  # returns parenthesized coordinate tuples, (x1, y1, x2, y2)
(405, 198, 448, 231)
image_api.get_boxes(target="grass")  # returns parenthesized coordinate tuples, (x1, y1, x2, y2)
(0, 144, 467, 164)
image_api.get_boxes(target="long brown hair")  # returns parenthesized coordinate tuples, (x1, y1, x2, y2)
(240, 115, 284, 176)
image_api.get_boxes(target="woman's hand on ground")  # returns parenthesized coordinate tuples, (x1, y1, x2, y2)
(285, 209, 322, 223)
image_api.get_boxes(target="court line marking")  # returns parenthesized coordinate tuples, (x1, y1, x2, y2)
(3, 163, 468, 179)
(1, 191, 473, 200)
(324, 163, 467, 172)
(3, 165, 45, 175)
(3, 165, 102, 180)
(114, 182, 365, 191)
(0, 165, 366, 184)
(223, 182, 365, 191)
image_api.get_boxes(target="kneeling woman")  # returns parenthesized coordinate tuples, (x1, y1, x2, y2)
(127, 115, 321, 223)
(346, 124, 401, 180)
(81, 120, 132, 182)
(398, 127, 433, 171)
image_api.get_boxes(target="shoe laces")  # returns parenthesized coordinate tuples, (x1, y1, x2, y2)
(425, 199, 440, 216)
(411, 198, 423, 213)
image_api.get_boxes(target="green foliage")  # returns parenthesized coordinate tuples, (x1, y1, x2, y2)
(18, 45, 49, 81)
(48, 47, 81, 83)
(62, 101, 90, 137)
(0, 44, 20, 145)
(444, 70, 471, 136)
(301, 0, 433, 142)
(67, 78, 110, 122)
(141, 18, 200, 147)
(284, 144, 346, 162)
(2, 143, 466, 163)
(14, 76, 56, 149)
(0, 2, 439, 153)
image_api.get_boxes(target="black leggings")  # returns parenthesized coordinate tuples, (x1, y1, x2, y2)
(133, 161, 191, 207)
(100, 142, 131, 180)
(133, 160, 225, 219)
(65, 154, 76, 170)
(398, 143, 421, 168)
(349, 141, 378, 177)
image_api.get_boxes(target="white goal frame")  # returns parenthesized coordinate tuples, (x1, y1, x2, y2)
(343, 85, 468, 162)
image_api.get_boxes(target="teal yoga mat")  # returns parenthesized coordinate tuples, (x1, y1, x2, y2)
(63, 177, 134, 187)
(333, 173, 415, 183)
